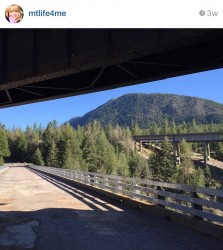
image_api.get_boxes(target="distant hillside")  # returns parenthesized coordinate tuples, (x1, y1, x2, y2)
(68, 93, 223, 129)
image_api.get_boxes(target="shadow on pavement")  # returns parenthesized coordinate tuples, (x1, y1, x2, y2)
(0, 169, 222, 250)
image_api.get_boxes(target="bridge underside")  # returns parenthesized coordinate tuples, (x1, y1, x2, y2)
(0, 29, 223, 108)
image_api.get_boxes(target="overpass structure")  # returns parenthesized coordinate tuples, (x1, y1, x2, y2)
(133, 132, 223, 165)
(0, 29, 223, 108)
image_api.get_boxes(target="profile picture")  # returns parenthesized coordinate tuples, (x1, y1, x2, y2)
(5, 4, 24, 23)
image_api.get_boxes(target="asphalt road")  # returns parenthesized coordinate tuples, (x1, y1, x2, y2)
(0, 167, 222, 250)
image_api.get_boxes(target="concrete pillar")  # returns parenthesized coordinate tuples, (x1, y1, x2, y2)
(203, 142, 207, 166)
(115, 180, 122, 194)
(139, 141, 142, 153)
(173, 142, 180, 165)
(173, 142, 177, 158)
(207, 143, 210, 161)
(134, 141, 137, 151)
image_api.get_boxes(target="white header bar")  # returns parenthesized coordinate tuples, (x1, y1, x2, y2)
(1, 0, 223, 28)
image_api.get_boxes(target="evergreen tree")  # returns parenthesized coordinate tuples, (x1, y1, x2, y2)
(33, 148, 44, 166)
(46, 139, 58, 167)
(177, 139, 194, 184)
(204, 165, 212, 187)
(214, 142, 223, 161)
(16, 132, 28, 162)
(149, 122, 159, 135)
(190, 119, 198, 133)
(190, 167, 205, 187)
(116, 152, 129, 177)
(25, 125, 41, 162)
(71, 128, 84, 170)
(131, 121, 141, 136)
(82, 121, 118, 174)
(43, 121, 60, 167)
(0, 128, 11, 165)
(129, 153, 150, 179)
(82, 123, 99, 172)
(58, 123, 76, 169)
(148, 136, 176, 182)
(170, 119, 177, 134)
(161, 117, 169, 134)
(177, 121, 188, 134)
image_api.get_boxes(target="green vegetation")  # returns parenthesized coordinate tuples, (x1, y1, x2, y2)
(4, 121, 148, 179)
(1, 93, 223, 188)
(148, 137, 176, 183)
(0, 125, 10, 165)
(69, 93, 223, 128)
(0, 118, 222, 189)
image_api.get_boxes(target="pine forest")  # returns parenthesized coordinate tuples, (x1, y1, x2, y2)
(1, 117, 223, 189)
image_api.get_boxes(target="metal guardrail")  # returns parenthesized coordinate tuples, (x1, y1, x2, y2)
(28, 164, 223, 225)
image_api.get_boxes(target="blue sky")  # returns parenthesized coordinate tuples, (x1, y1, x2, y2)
(0, 68, 223, 130)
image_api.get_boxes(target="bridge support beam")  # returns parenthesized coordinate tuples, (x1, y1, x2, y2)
(134, 141, 137, 151)
(134, 140, 142, 154)
(207, 143, 210, 161)
(203, 142, 210, 166)
(173, 142, 180, 165)
(139, 141, 142, 153)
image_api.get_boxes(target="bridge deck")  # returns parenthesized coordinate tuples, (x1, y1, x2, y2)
(0, 167, 222, 249)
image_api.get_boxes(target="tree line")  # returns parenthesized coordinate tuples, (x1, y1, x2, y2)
(0, 119, 222, 188)
(3, 121, 150, 179)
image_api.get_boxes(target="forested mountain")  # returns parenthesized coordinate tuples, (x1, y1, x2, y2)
(1, 93, 223, 188)
(68, 93, 223, 129)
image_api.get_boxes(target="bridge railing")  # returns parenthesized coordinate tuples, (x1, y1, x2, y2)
(28, 164, 223, 226)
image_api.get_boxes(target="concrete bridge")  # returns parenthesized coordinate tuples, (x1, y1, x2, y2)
(1, 29, 223, 108)
(0, 165, 222, 249)
(133, 132, 223, 166)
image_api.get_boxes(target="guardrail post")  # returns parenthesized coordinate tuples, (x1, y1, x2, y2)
(105, 178, 109, 189)
(68, 170, 71, 179)
(80, 173, 85, 182)
(70, 171, 74, 180)
(94, 176, 99, 187)
(157, 186, 165, 208)
(85, 174, 90, 184)
(115, 179, 122, 194)
(73, 171, 77, 181)
(130, 181, 136, 198)
(192, 192, 203, 220)
(102, 176, 105, 189)
(83, 173, 87, 183)
(133, 183, 140, 197)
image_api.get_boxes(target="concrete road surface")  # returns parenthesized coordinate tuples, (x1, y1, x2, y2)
(0, 167, 222, 250)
